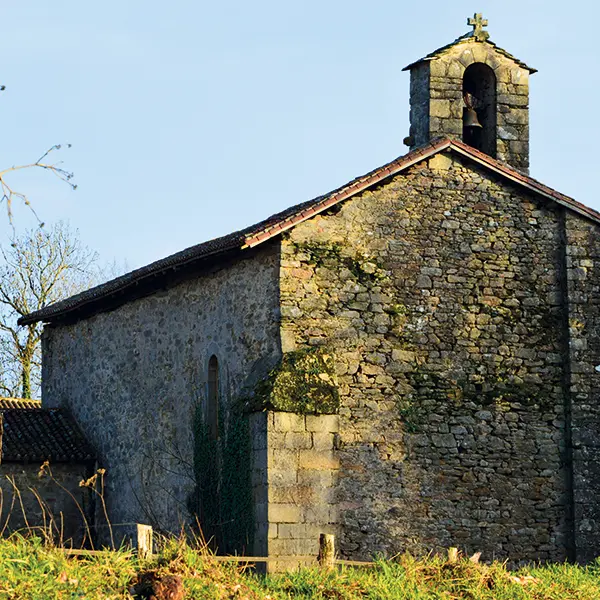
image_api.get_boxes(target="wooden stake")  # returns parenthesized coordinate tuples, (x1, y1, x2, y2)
(318, 533, 335, 570)
(136, 524, 153, 559)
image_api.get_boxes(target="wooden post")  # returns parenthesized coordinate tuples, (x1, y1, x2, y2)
(136, 523, 153, 559)
(318, 533, 335, 570)
(447, 547, 459, 563)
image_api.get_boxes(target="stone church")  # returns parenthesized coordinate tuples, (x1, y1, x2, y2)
(20, 15, 600, 564)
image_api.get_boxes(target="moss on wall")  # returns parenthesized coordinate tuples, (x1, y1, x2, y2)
(250, 347, 340, 415)
(398, 363, 548, 432)
(292, 240, 388, 285)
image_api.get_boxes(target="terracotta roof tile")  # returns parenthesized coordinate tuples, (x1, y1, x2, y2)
(0, 397, 42, 410)
(19, 137, 600, 326)
(0, 408, 95, 463)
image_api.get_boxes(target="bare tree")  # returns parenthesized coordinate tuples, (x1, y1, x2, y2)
(0, 222, 98, 398)
(0, 144, 77, 224)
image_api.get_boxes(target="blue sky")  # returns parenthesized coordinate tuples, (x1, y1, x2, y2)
(0, 1, 597, 270)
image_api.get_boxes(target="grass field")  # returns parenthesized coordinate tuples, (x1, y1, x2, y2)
(1, 535, 599, 599)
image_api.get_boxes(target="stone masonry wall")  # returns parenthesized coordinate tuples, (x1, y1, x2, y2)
(564, 212, 600, 562)
(408, 40, 530, 173)
(0, 463, 92, 546)
(41, 244, 282, 540)
(265, 412, 339, 570)
(279, 150, 572, 563)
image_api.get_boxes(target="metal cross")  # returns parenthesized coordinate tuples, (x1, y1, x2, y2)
(468, 13, 489, 42)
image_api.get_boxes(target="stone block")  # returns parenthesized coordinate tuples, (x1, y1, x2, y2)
(497, 93, 528, 107)
(270, 448, 299, 472)
(269, 484, 315, 505)
(285, 431, 313, 450)
(298, 450, 340, 470)
(430, 99, 451, 118)
(391, 349, 416, 362)
(272, 412, 306, 433)
(494, 65, 511, 84)
(303, 504, 331, 524)
(458, 48, 475, 67)
(270, 503, 302, 523)
(428, 154, 453, 171)
(417, 275, 432, 288)
(501, 109, 529, 126)
(431, 433, 456, 448)
(510, 68, 529, 86)
(269, 469, 298, 487)
(447, 61, 464, 78)
(277, 523, 307, 539)
(312, 432, 335, 451)
(429, 60, 448, 77)
(306, 414, 339, 433)
(297, 469, 335, 488)
(280, 328, 297, 352)
(269, 537, 318, 557)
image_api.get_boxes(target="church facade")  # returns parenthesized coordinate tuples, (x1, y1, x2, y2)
(22, 15, 600, 564)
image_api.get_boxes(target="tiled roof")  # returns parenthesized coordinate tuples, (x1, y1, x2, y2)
(0, 408, 95, 463)
(402, 32, 537, 73)
(19, 137, 600, 326)
(0, 397, 42, 410)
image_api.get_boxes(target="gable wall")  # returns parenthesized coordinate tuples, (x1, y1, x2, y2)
(280, 151, 574, 563)
(41, 244, 281, 541)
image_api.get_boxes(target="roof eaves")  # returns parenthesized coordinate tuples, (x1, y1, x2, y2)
(18, 237, 244, 326)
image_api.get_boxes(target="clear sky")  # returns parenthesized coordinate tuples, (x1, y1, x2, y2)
(0, 1, 597, 270)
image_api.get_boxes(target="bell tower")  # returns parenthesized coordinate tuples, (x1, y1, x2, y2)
(403, 13, 536, 174)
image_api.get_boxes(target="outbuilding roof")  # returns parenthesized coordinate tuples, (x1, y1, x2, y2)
(19, 137, 600, 327)
(0, 397, 42, 410)
(0, 407, 95, 463)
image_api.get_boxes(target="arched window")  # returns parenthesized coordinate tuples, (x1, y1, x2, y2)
(462, 63, 497, 158)
(207, 355, 219, 440)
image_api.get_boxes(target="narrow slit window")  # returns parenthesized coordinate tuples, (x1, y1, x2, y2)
(207, 355, 219, 440)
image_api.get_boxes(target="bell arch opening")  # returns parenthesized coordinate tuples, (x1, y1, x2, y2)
(462, 63, 497, 158)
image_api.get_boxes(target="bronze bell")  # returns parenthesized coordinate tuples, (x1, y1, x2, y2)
(464, 106, 482, 128)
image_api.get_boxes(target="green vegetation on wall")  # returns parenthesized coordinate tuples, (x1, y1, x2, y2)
(251, 346, 340, 415)
(397, 363, 548, 432)
(191, 402, 253, 555)
(292, 240, 388, 285)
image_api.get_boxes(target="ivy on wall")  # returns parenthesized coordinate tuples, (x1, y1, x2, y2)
(191, 402, 253, 554)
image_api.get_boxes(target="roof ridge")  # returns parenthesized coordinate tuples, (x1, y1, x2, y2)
(19, 137, 598, 326)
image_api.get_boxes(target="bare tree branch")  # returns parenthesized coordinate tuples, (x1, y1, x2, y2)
(0, 144, 77, 225)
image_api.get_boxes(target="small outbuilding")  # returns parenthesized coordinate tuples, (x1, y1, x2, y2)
(0, 398, 96, 546)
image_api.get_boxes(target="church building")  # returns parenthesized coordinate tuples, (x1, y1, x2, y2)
(21, 14, 600, 564)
